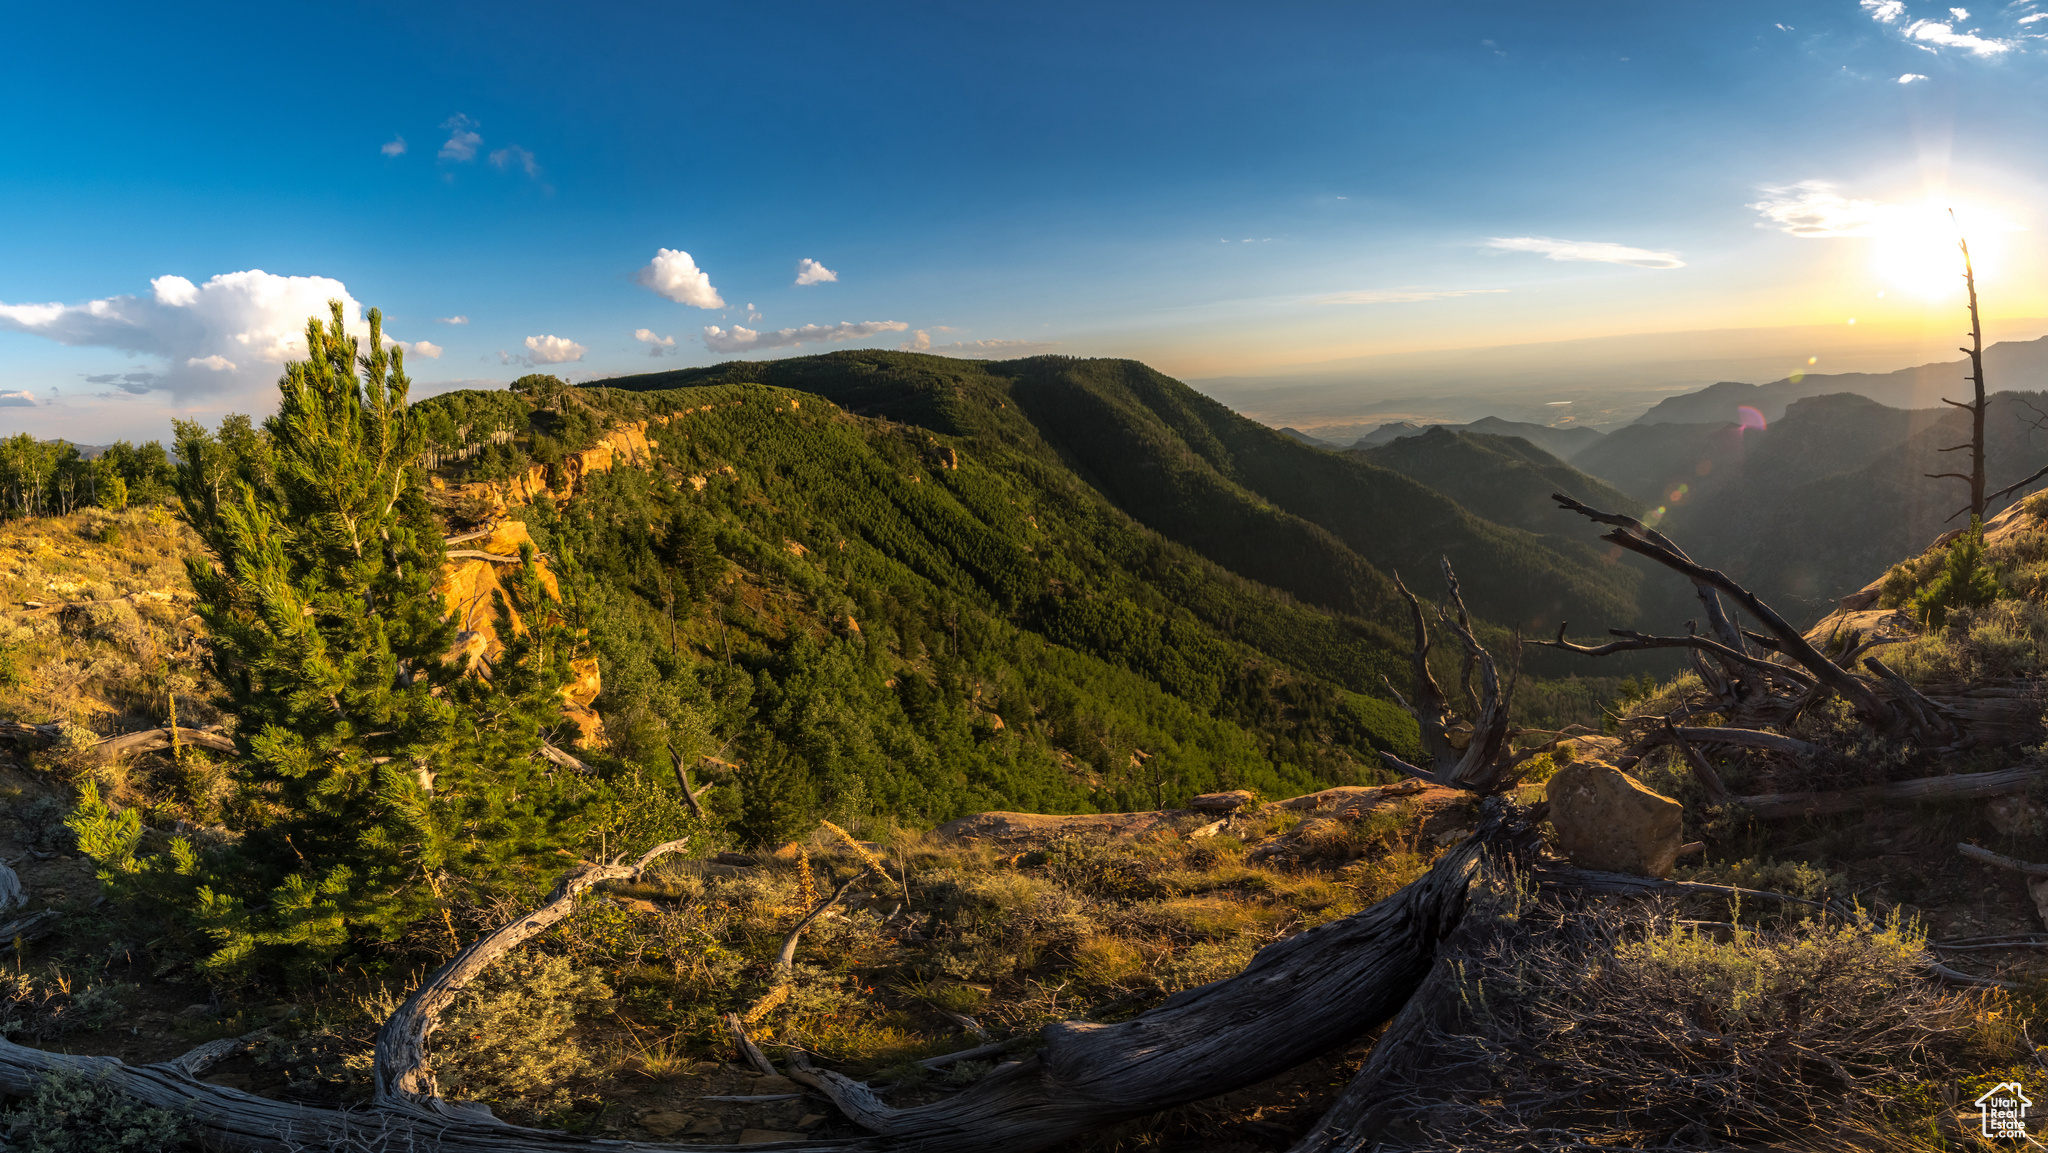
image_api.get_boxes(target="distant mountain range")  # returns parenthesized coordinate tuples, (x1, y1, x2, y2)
(1631, 335, 2048, 425)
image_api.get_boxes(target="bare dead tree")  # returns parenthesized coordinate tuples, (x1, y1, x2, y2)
(1929, 212, 1991, 522)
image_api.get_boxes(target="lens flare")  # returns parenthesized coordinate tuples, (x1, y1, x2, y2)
(1736, 405, 1766, 432)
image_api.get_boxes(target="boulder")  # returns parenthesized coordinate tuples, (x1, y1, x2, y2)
(638, 1112, 695, 1138)
(1190, 790, 1258, 813)
(1546, 762, 1684, 878)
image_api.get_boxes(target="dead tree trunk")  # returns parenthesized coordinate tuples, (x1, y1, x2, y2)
(1928, 219, 1990, 523)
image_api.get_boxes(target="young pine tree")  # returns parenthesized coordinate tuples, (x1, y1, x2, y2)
(76, 302, 594, 979)
(1913, 517, 2002, 627)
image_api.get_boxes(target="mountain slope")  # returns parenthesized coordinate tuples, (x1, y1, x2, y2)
(1632, 335, 2048, 426)
(1353, 427, 1644, 534)
(606, 352, 1646, 640)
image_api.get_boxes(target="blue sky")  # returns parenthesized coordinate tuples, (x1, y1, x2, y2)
(7, 0, 2048, 441)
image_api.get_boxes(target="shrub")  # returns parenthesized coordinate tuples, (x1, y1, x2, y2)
(0, 1067, 191, 1152)
(1912, 519, 2001, 627)
(431, 952, 612, 1108)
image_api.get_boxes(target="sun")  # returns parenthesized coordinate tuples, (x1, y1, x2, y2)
(1871, 202, 2004, 298)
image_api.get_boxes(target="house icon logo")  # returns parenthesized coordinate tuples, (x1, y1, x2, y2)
(1976, 1081, 2033, 1138)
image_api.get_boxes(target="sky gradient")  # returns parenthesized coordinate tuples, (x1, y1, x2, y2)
(7, 0, 2048, 441)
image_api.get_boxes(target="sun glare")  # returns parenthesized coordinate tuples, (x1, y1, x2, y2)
(1871, 202, 2004, 297)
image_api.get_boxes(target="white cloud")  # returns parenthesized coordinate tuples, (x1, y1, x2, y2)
(1904, 18, 2012, 54)
(396, 340, 442, 359)
(1898, 72, 1930, 82)
(635, 248, 726, 309)
(435, 315, 469, 325)
(703, 320, 907, 353)
(1748, 181, 1897, 236)
(524, 335, 586, 364)
(2023, 13, 2048, 23)
(1950, 7, 1970, 19)
(634, 328, 677, 357)
(439, 114, 482, 162)
(0, 269, 421, 398)
(490, 145, 539, 177)
(381, 135, 407, 157)
(0, 391, 35, 408)
(794, 258, 838, 285)
(1861, 0, 1906, 22)
(1484, 236, 1685, 269)
(898, 331, 1061, 358)
(1312, 287, 1510, 304)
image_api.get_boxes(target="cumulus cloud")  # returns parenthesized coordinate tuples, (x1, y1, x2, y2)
(1862, 0, 1906, 22)
(396, 340, 442, 359)
(635, 249, 726, 309)
(1748, 181, 1897, 237)
(1312, 287, 1509, 304)
(0, 269, 432, 399)
(490, 145, 539, 177)
(635, 328, 677, 357)
(435, 315, 469, 325)
(439, 114, 482, 162)
(703, 320, 907, 354)
(524, 335, 586, 364)
(899, 331, 1061, 358)
(1484, 236, 1685, 269)
(0, 392, 35, 407)
(381, 135, 407, 157)
(794, 258, 838, 285)
(2023, 12, 2048, 23)
(1899, 72, 1929, 82)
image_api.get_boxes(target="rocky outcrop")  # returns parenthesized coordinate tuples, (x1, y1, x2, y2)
(435, 519, 602, 748)
(1546, 761, 1683, 878)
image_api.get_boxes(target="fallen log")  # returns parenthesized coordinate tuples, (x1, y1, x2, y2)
(0, 808, 1521, 1153)
(0, 722, 236, 760)
(785, 825, 1496, 1152)
(1730, 766, 2047, 821)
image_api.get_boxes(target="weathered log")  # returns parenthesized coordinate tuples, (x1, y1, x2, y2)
(1661, 719, 1732, 807)
(0, 810, 1522, 1153)
(93, 726, 238, 760)
(785, 827, 1494, 1152)
(1729, 766, 2046, 821)
(537, 740, 594, 775)
(1542, 624, 1815, 689)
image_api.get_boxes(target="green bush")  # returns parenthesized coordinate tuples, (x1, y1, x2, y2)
(1911, 518, 2001, 627)
(0, 1068, 191, 1153)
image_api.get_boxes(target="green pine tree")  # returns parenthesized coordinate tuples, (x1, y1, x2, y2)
(1913, 516, 2002, 627)
(74, 302, 596, 980)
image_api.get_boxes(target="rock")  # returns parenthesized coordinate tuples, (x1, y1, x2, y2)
(1546, 762, 1684, 879)
(685, 1116, 725, 1135)
(1190, 790, 1258, 813)
(639, 1111, 695, 1137)
(176, 1004, 211, 1020)
(798, 1113, 826, 1127)
(1989, 794, 2046, 839)
(738, 1131, 809, 1144)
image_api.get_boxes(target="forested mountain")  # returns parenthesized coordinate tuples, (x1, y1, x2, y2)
(1351, 426, 1643, 535)
(395, 352, 1653, 835)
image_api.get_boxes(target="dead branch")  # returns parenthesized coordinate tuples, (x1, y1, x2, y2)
(1958, 842, 2048, 876)
(537, 740, 594, 775)
(1537, 624, 1814, 688)
(371, 837, 692, 1122)
(1661, 720, 1733, 806)
(1550, 492, 1950, 741)
(665, 740, 716, 821)
(1381, 561, 1519, 793)
(0, 722, 237, 760)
